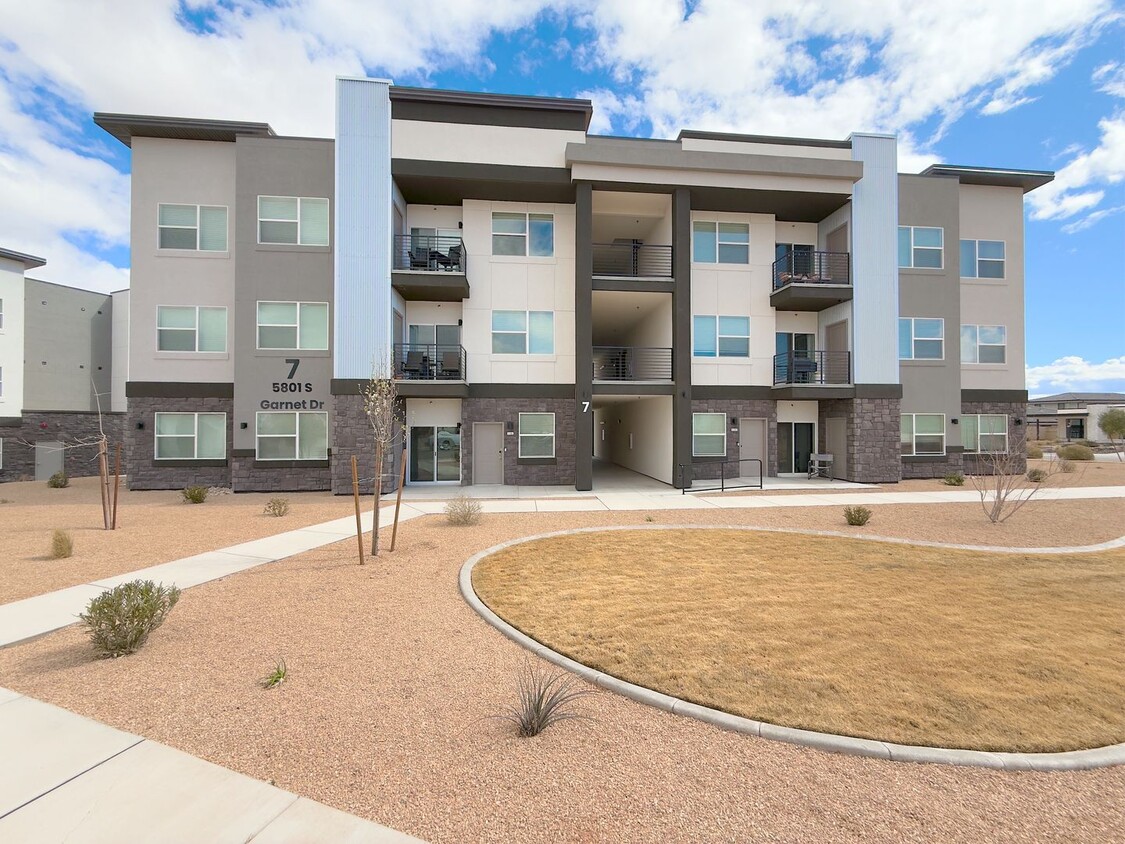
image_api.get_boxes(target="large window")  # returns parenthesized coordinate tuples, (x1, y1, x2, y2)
(256, 412, 328, 460)
(898, 226, 943, 269)
(518, 413, 555, 458)
(901, 413, 945, 456)
(693, 315, 750, 357)
(962, 414, 1008, 454)
(898, 318, 944, 360)
(491, 310, 553, 354)
(693, 221, 749, 264)
(157, 306, 227, 352)
(692, 412, 727, 457)
(154, 412, 226, 460)
(960, 240, 1005, 279)
(257, 196, 329, 246)
(257, 301, 329, 350)
(158, 204, 227, 251)
(492, 212, 554, 256)
(961, 324, 1006, 363)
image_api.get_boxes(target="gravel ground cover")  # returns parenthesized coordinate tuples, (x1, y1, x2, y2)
(0, 501, 1122, 843)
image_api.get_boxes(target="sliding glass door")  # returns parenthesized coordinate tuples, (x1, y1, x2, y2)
(778, 422, 814, 474)
(409, 426, 461, 483)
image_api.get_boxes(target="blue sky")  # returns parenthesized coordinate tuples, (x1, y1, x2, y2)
(0, 0, 1121, 395)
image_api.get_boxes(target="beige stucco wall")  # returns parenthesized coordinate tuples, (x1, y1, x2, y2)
(594, 395, 674, 483)
(391, 120, 583, 168)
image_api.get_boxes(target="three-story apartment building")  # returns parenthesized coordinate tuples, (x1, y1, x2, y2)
(97, 78, 1050, 493)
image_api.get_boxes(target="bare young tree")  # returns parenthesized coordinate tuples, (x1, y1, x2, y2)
(968, 433, 1071, 524)
(361, 358, 401, 557)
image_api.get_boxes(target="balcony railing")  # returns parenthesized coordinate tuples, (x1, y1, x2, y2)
(393, 235, 466, 274)
(592, 243, 673, 278)
(593, 346, 673, 381)
(772, 250, 850, 290)
(773, 351, 851, 385)
(393, 343, 466, 381)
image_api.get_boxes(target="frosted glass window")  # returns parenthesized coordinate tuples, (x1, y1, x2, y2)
(158, 204, 227, 251)
(157, 306, 226, 352)
(692, 412, 727, 456)
(155, 412, 225, 459)
(258, 196, 328, 245)
(257, 412, 326, 461)
(518, 413, 555, 457)
(257, 301, 327, 350)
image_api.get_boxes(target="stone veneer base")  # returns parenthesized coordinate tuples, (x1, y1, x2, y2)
(0, 411, 125, 483)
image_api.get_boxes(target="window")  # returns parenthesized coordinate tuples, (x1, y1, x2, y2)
(491, 310, 553, 354)
(157, 306, 227, 352)
(492, 212, 554, 256)
(693, 221, 749, 264)
(257, 196, 329, 246)
(960, 240, 1005, 279)
(256, 412, 328, 460)
(257, 301, 329, 350)
(693, 315, 750, 357)
(961, 325, 1007, 364)
(898, 318, 944, 360)
(518, 413, 555, 458)
(158, 204, 227, 251)
(0, 297, 4, 329)
(962, 414, 1008, 454)
(900, 413, 945, 456)
(898, 226, 943, 269)
(154, 412, 226, 460)
(692, 413, 727, 457)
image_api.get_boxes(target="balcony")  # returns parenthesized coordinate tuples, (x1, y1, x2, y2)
(773, 351, 851, 386)
(391, 235, 469, 302)
(770, 250, 851, 311)
(393, 343, 466, 382)
(593, 243, 673, 280)
(593, 346, 673, 382)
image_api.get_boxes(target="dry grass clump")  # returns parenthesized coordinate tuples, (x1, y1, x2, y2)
(843, 505, 871, 526)
(182, 485, 209, 504)
(47, 471, 68, 488)
(261, 658, 288, 689)
(1057, 444, 1095, 461)
(498, 660, 595, 738)
(472, 529, 1125, 752)
(445, 495, 482, 526)
(49, 529, 74, 559)
(263, 497, 291, 517)
(1027, 468, 1048, 483)
(1027, 445, 1044, 459)
(79, 580, 181, 658)
(941, 472, 965, 486)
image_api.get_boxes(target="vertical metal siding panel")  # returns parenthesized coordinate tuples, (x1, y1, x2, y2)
(334, 78, 393, 379)
(849, 134, 899, 385)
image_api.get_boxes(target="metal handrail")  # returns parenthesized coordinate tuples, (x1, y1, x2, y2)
(392, 343, 467, 381)
(678, 458, 764, 493)
(592, 346, 673, 381)
(592, 242, 673, 278)
(772, 250, 850, 290)
(773, 350, 851, 385)
(393, 235, 466, 273)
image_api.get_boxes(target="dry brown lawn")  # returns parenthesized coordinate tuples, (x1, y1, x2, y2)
(474, 528, 1125, 753)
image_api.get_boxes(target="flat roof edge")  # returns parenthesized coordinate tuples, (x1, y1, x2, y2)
(922, 164, 1054, 192)
(93, 113, 276, 147)
(0, 247, 46, 269)
(678, 129, 852, 150)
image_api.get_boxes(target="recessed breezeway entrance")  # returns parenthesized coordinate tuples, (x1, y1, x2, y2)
(592, 394, 674, 486)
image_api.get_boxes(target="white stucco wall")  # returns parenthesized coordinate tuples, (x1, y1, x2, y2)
(0, 259, 26, 414)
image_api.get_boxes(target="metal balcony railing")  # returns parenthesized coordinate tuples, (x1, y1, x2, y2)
(393, 343, 467, 381)
(393, 235, 466, 273)
(773, 351, 851, 385)
(592, 346, 673, 381)
(592, 243, 673, 278)
(772, 250, 850, 290)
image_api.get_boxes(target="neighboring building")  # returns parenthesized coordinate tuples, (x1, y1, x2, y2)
(1027, 392, 1125, 442)
(0, 248, 127, 481)
(95, 79, 1051, 493)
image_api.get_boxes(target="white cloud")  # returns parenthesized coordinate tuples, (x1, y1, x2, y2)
(1028, 111, 1125, 222)
(1027, 356, 1125, 395)
(1093, 60, 1125, 98)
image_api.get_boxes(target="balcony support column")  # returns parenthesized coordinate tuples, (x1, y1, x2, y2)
(575, 181, 594, 491)
(671, 187, 693, 488)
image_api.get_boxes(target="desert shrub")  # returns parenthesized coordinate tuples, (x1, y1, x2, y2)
(843, 505, 871, 526)
(1077, 439, 1098, 449)
(941, 472, 965, 486)
(47, 471, 69, 489)
(445, 495, 482, 526)
(1056, 444, 1094, 461)
(182, 485, 209, 504)
(50, 529, 74, 559)
(79, 580, 181, 658)
(263, 497, 290, 517)
(1026, 445, 1043, 459)
(1059, 459, 1076, 473)
(261, 658, 288, 689)
(500, 660, 595, 738)
(1026, 468, 1048, 483)
(644, 514, 655, 522)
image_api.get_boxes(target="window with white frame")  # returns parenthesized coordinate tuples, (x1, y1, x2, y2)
(900, 413, 945, 456)
(898, 226, 943, 269)
(491, 212, 554, 257)
(693, 315, 750, 357)
(256, 411, 329, 460)
(491, 310, 553, 354)
(898, 318, 944, 360)
(961, 324, 1007, 364)
(692, 412, 727, 457)
(256, 301, 329, 350)
(693, 221, 749, 264)
(154, 412, 226, 460)
(158, 204, 228, 251)
(518, 413, 555, 458)
(960, 240, 1005, 279)
(156, 306, 227, 352)
(962, 414, 1008, 454)
(257, 196, 329, 246)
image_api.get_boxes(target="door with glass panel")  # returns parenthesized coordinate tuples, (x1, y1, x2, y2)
(406, 324, 461, 380)
(409, 426, 461, 482)
(778, 422, 814, 474)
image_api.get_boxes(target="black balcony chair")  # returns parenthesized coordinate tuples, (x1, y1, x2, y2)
(429, 248, 453, 270)
(402, 350, 425, 378)
(792, 356, 818, 383)
(439, 350, 462, 379)
(410, 247, 431, 270)
(446, 243, 462, 271)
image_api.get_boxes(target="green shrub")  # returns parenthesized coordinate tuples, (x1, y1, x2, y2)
(263, 497, 290, 517)
(261, 658, 288, 689)
(444, 495, 482, 526)
(50, 529, 74, 559)
(941, 472, 965, 486)
(182, 485, 209, 504)
(843, 505, 872, 526)
(79, 580, 181, 658)
(1059, 459, 1076, 474)
(1026, 468, 1048, 483)
(47, 471, 69, 489)
(1027, 445, 1043, 459)
(1056, 444, 1094, 461)
(500, 661, 595, 738)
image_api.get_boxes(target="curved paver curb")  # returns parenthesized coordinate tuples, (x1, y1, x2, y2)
(459, 525, 1125, 771)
